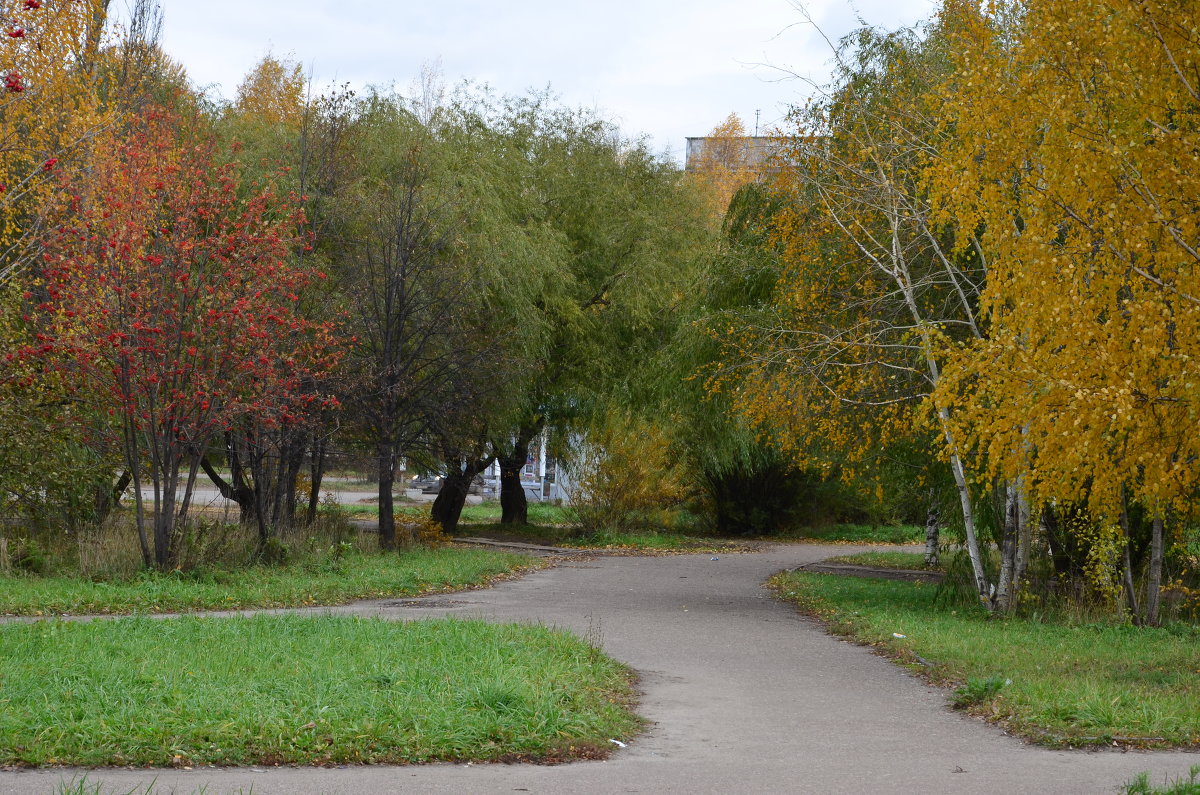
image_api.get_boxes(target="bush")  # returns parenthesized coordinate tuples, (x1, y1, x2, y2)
(566, 411, 687, 533)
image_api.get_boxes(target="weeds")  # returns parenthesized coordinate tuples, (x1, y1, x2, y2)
(1126, 765, 1200, 794)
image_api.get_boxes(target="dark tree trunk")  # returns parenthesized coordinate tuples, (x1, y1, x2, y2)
(94, 470, 133, 523)
(200, 452, 255, 523)
(1041, 504, 1074, 579)
(499, 449, 528, 525)
(306, 434, 326, 527)
(1147, 514, 1164, 626)
(270, 432, 305, 533)
(1118, 489, 1142, 623)
(432, 453, 495, 535)
(499, 424, 540, 525)
(378, 441, 397, 550)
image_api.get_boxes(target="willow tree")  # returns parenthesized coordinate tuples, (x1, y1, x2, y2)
(445, 94, 710, 526)
(931, 0, 1200, 624)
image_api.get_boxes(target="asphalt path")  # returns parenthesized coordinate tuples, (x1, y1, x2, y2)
(4, 544, 1200, 794)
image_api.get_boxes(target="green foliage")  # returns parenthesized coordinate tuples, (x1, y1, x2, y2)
(951, 675, 1008, 709)
(0, 615, 639, 766)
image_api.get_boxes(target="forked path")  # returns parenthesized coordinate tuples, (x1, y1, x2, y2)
(4, 544, 1200, 794)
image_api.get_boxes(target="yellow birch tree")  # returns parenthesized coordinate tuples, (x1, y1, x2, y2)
(931, 0, 1200, 623)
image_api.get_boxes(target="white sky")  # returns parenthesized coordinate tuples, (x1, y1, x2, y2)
(155, 0, 937, 165)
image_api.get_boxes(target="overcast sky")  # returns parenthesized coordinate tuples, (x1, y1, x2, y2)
(156, 0, 937, 164)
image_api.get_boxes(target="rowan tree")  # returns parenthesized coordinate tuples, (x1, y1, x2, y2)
(35, 107, 337, 569)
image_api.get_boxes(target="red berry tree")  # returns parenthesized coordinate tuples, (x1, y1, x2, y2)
(36, 107, 338, 569)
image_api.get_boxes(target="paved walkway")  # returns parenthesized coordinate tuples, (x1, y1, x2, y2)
(3, 544, 1199, 794)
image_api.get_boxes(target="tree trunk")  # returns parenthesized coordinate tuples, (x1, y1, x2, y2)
(124, 418, 152, 568)
(994, 479, 1021, 613)
(945, 421, 989, 604)
(923, 490, 940, 568)
(154, 462, 177, 570)
(200, 454, 255, 520)
(306, 434, 326, 526)
(432, 453, 495, 535)
(1146, 514, 1164, 626)
(1041, 504, 1074, 579)
(1118, 489, 1141, 623)
(94, 470, 132, 524)
(378, 441, 397, 550)
(499, 430, 535, 525)
(1014, 484, 1032, 589)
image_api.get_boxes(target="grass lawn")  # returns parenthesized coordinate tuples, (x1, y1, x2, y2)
(0, 547, 543, 616)
(771, 570, 1200, 748)
(822, 550, 936, 570)
(457, 522, 752, 553)
(777, 523, 924, 545)
(0, 615, 639, 767)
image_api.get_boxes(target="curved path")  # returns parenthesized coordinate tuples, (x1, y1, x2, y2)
(4, 544, 1200, 794)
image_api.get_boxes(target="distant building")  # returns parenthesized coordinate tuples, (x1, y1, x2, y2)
(684, 136, 780, 173)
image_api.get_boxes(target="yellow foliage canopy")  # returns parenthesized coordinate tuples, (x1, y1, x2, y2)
(931, 0, 1200, 519)
(0, 0, 112, 281)
(234, 53, 306, 127)
(689, 112, 762, 219)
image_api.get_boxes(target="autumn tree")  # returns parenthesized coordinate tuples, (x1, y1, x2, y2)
(235, 52, 305, 127)
(35, 108, 336, 568)
(688, 112, 763, 219)
(0, 0, 113, 282)
(931, 0, 1200, 623)
(713, 21, 1009, 605)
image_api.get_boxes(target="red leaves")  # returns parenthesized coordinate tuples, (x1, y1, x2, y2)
(42, 158, 57, 171)
(8, 27, 25, 38)
(23, 0, 41, 9)
(33, 103, 343, 450)
(5, 72, 24, 93)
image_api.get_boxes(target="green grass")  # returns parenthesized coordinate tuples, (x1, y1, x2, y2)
(1126, 765, 1200, 794)
(336, 500, 573, 526)
(458, 522, 749, 553)
(0, 547, 543, 616)
(0, 615, 640, 767)
(396, 501, 572, 526)
(778, 523, 924, 545)
(823, 551, 936, 570)
(771, 570, 1200, 747)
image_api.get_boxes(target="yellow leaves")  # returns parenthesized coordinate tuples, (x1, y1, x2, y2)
(233, 53, 306, 127)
